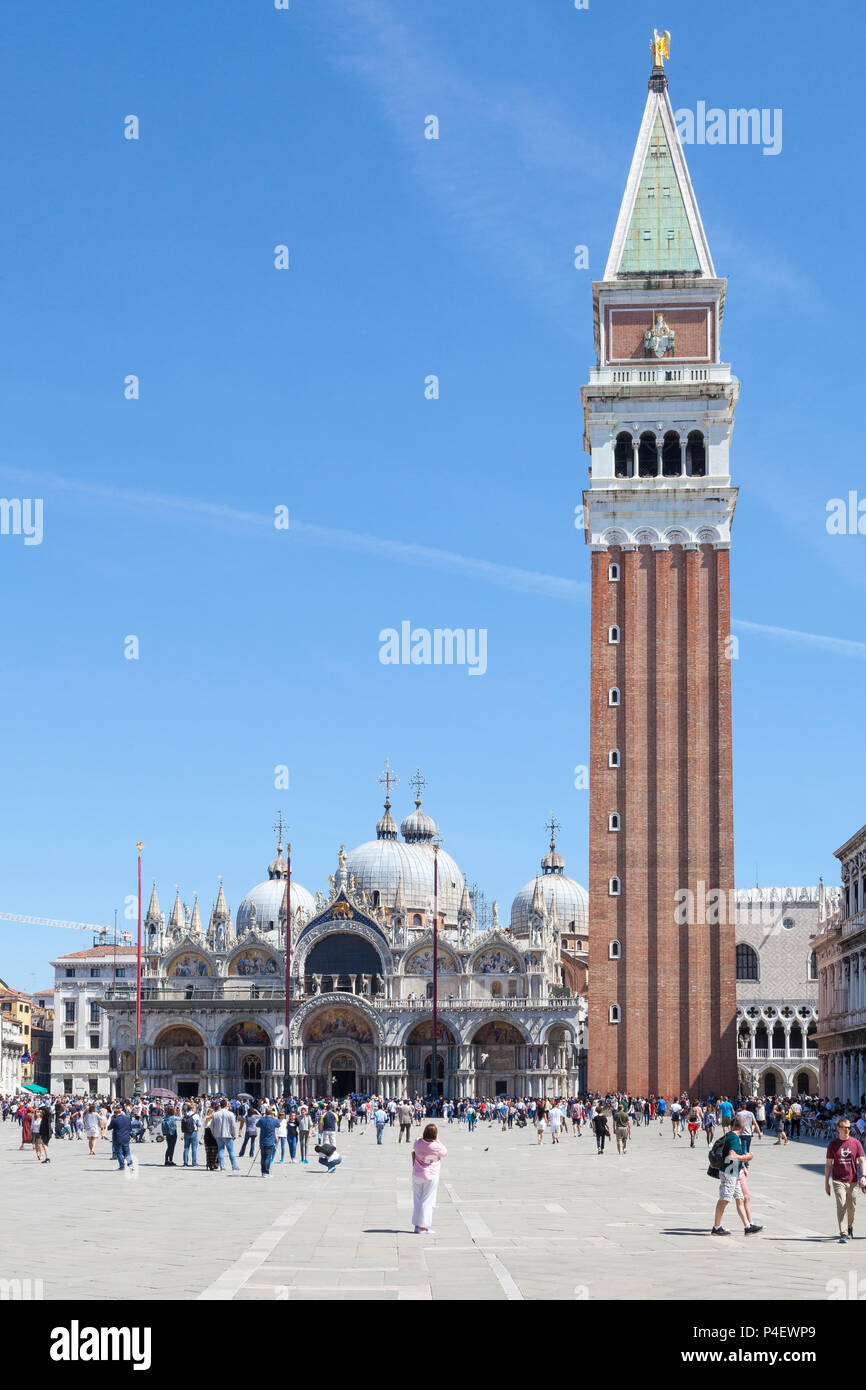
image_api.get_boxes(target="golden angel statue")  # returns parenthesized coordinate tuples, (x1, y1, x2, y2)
(650, 28, 670, 67)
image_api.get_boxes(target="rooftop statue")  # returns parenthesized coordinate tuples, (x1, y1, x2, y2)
(650, 27, 670, 67)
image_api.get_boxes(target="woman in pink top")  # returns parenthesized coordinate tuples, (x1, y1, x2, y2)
(411, 1123, 448, 1234)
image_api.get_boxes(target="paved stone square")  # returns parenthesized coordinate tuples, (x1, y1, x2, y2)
(0, 1118, 860, 1301)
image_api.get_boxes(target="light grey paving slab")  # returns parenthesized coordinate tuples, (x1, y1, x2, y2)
(0, 1118, 847, 1303)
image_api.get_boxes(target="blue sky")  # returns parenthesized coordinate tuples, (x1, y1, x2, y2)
(1, 0, 864, 991)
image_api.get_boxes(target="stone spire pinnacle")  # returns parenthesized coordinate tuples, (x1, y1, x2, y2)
(190, 895, 203, 934)
(145, 880, 161, 922)
(169, 887, 184, 930)
(530, 875, 546, 918)
(213, 877, 230, 923)
(458, 881, 473, 924)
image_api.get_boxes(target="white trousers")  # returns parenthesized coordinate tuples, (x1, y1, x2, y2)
(412, 1173, 439, 1228)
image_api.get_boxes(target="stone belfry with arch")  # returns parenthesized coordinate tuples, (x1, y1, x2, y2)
(582, 46, 739, 1097)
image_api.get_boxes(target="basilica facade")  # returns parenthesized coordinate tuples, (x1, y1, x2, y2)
(101, 789, 588, 1101)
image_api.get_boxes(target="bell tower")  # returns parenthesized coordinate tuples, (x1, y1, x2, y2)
(582, 36, 739, 1098)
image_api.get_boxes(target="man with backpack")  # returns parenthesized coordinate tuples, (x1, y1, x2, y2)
(321, 1103, 338, 1145)
(709, 1116, 763, 1237)
(314, 1139, 342, 1174)
(181, 1104, 200, 1166)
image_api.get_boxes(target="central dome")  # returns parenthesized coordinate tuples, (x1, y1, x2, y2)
(345, 791, 466, 925)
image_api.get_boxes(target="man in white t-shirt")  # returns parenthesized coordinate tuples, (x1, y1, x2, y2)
(670, 1100, 683, 1139)
(735, 1105, 762, 1152)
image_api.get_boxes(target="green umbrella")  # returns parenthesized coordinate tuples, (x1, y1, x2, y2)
(22, 1083, 48, 1094)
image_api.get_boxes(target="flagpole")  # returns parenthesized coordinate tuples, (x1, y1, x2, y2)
(283, 841, 292, 1101)
(133, 842, 143, 1099)
(431, 842, 439, 1105)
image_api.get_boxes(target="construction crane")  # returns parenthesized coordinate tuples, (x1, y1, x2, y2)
(0, 912, 132, 943)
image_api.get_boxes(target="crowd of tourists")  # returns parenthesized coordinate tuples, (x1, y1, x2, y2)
(4, 1086, 865, 1242)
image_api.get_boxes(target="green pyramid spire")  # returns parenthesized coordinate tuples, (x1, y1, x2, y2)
(618, 112, 700, 273)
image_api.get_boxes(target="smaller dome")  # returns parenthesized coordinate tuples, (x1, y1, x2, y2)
(376, 799, 399, 840)
(237, 878, 316, 937)
(238, 836, 316, 937)
(268, 848, 289, 880)
(510, 828, 588, 935)
(541, 846, 565, 873)
(401, 795, 436, 844)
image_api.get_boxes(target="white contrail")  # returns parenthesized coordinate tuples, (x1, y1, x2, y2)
(3, 466, 861, 654)
(0, 466, 587, 603)
(732, 618, 866, 661)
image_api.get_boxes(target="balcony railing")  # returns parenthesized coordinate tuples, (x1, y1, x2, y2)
(819, 1007, 866, 1032)
(589, 363, 732, 387)
(842, 911, 866, 938)
(737, 1047, 819, 1061)
(102, 984, 578, 1010)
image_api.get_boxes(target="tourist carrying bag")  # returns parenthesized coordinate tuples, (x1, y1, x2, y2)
(707, 1135, 726, 1178)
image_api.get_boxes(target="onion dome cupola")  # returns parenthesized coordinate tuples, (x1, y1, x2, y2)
(401, 769, 437, 844)
(377, 798, 399, 841)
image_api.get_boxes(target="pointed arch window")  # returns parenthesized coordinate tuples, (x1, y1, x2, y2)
(609, 877, 621, 897)
(608, 625, 620, 644)
(609, 940, 621, 960)
(608, 687, 621, 707)
(608, 562, 620, 581)
(608, 813, 621, 832)
(608, 749, 620, 769)
(609, 1003, 621, 1023)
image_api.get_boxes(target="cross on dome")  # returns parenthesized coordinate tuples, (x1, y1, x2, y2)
(409, 768, 427, 804)
(273, 811, 287, 851)
(377, 759, 399, 802)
